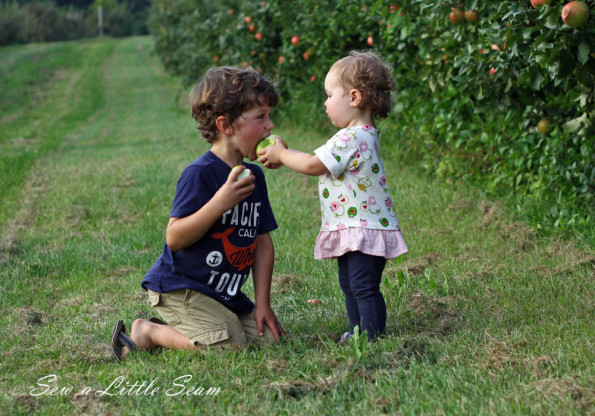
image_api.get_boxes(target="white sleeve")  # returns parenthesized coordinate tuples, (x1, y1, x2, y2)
(313, 129, 358, 179)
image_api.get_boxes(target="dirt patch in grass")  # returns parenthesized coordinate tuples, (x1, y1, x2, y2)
(479, 336, 553, 378)
(407, 292, 463, 336)
(266, 374, 340, 400)
(477, 201, 537, 251)
(532, 377, 595, 412)
(388, 253, 442, 277)
(272, 273, 302, 294)
(263, 358, 289, 372)
(0, 154, 51, 263)
(69, 391, 111, 415)
(10, 137, 41, 148)
(499, 221, 537, 252)
(13, 394, 40, 413)
(12, 306, 46, 327)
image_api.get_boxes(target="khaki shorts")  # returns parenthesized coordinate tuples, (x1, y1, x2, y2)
(148, 289, 276, 349)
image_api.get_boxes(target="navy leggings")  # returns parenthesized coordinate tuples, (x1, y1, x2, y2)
(337, 251, 387, 340)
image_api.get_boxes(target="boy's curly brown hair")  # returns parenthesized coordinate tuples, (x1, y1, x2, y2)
(330, 51, 396, 119)
(190, 67, 279, 143)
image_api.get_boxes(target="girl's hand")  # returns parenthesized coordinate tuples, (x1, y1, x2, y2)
(257, 137, 286, 169)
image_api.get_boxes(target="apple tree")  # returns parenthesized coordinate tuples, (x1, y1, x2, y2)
(149, 0, 594, 229)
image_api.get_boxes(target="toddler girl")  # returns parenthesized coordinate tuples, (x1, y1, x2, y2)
(258, 51, 408, 340)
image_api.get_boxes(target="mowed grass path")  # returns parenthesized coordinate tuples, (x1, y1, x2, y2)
(1, 37, 593, 415)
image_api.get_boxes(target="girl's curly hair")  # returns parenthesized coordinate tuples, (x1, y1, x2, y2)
(190, 67, 279, 143)
(330, 51, 396, 119)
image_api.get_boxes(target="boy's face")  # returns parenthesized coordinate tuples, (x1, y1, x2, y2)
(232, 103, 275, 161)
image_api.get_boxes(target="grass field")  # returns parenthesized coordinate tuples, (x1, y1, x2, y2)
(1, 36, 593, 415)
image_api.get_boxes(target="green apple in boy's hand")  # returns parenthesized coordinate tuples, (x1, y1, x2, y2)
(229, 166, 254, 184)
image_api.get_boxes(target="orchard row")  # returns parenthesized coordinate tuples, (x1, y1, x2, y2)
(149, 0, 594, 228)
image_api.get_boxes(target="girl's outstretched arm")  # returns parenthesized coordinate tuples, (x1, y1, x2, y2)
(258, 141, 328, 176)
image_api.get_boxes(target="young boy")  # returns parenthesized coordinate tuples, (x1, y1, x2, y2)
(111, 67, 285, 360)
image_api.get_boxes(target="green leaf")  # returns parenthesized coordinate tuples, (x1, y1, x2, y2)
(545, 14, 558, 29)
(563, 113, 587, 133)
(577, 42, 589, 65)
(531, 69, 545, 91)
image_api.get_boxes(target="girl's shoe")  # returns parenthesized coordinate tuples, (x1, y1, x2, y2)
(338, 331, 352, 344)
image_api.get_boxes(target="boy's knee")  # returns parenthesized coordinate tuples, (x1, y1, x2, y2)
(130, 318, 161, 338)
(130, 318, 145, 334)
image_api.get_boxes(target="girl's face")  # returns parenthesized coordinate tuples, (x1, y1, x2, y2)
(324, 69, 358, 128)
(232, 104, 275, 160)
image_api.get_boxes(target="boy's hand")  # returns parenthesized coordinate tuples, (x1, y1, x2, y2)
(255, 304, 285, 342)
(215, 166, 255, 212)
(165, 166, 256, 251)
(257, 137, 286, 169)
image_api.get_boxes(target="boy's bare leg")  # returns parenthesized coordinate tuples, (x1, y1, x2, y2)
(121, 318, 197, 359)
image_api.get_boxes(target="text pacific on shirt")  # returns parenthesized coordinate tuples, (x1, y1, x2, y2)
(221, 201, 261, 237)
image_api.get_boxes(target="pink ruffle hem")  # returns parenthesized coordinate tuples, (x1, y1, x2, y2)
(314, 227, 408, 260)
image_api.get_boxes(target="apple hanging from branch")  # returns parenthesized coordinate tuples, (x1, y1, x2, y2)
(449, 8, 465, 24)
(530, 0, 551, 9)
(464, 10, 479, 23)
(537, 117, 554, 135)
(562, 1, 590, 28)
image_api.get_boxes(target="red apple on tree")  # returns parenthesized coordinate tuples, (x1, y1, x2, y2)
(449, 8, 465, 24)
(255, 32, 263, 41)
(530, 0, 551, 9)
(562, 1, 590, 28)
(291, 35, 299, 45)
(367, 36, 374, 47)
(464, 10, 479, 23)
(489, 67, 496, 76)
(244, 16, 252, 23)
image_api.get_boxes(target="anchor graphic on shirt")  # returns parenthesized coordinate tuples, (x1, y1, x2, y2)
(212, 227, 257, 271)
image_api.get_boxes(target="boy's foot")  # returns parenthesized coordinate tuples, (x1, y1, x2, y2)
(111, 320, 137, 361)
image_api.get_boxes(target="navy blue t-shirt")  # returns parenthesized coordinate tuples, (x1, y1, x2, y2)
(141, 151, 278, 314)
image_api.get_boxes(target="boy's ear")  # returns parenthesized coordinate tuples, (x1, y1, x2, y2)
(215, 116, 234, 135)
(349, 88, 363, 107)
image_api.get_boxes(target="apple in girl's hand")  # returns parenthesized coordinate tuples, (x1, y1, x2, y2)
(229, 166, 254, 183)
(256, 135, 288, 169)
(256, 135, 288, 153)
(256, 135, 277, 153)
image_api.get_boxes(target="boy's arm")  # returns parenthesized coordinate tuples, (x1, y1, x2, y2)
(251, 232, 285, 342)
(257, 141, 329, 176)
(166, 167, 255, 251)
